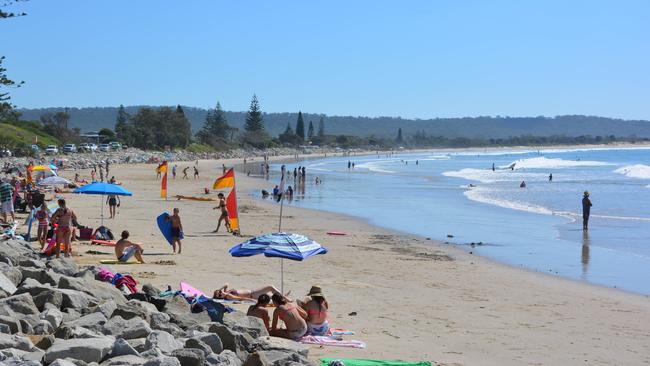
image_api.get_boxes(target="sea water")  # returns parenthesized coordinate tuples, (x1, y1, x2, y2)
(259, 147, 650, 295)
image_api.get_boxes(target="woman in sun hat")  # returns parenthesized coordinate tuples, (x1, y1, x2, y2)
(301, 285, 330, 336)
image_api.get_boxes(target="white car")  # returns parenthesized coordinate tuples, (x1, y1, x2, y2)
(98, 144, 110, 152)
(45, 145, 59, 154)
(88, 143, 98, 152)
(63, 144, 77, 153)
(79, 143, 97, 152)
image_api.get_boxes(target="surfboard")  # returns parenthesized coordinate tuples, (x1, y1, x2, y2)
(180, 281, 205, 298)
(91, 239, 117, 246)
(326, 231, 347, 236)
(175, 195, 216, 202)
(99, 259, 141, 265)
(157, 212, 183, 246)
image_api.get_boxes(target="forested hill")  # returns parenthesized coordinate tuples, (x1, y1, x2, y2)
(16, 106, 650, 139)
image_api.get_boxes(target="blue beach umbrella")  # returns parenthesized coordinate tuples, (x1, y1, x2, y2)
(73, 182, 133, 225)
(230, 232, 328, 292)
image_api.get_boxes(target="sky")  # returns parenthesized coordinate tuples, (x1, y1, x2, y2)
(1, 0, 649, 120)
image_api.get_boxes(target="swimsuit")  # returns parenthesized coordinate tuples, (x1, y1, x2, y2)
(108, 197, 117, 206)
(171, 227, 181, 239)
(307, 320, 330, 336)
(119, 246, 137, 262)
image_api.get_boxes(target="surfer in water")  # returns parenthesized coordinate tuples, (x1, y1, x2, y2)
(115, 230, 144, 263)
(167, 208, 183, 254)
(212, 192, 231, 233)
(582, 191, 592, 231)
(520, 181, 526, 188)
(549, 173, 553, 182)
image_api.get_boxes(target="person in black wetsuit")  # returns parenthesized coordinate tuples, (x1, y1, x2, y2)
(582, 191, 592, 230)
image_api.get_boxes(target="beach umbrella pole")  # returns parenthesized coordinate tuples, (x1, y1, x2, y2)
(278, 193, 285, 293)
(101, 194, 104, 226)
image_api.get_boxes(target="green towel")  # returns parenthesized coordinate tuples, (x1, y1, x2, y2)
(320, 358, 431, 366)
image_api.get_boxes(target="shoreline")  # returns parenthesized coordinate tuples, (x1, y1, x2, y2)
(12, 149, 650, 365)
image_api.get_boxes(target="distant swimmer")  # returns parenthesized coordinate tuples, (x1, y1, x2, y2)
(511, 164, 515, 171)
(520, 181, 526, 188)
(492, 163, 495, 171)
(416, 160, 418, 165)
(549, 173, 553, 182)
(347, 161, 351, 169)
(582, 191, 592, 231)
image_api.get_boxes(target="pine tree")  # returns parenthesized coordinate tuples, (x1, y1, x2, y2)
(318, 117, 325, 138)
(295, 111, 305, 141)
(200, 102, 231, 139)
(115, 104, 130, 143)
(307, 120, 314, 139)
(244, 94, 264, 132)
(176, 105, 185, 117)
(396, 128, 403, 143)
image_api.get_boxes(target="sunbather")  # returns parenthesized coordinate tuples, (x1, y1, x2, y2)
(270, 294, 308, 340)
(300, 285, 330, 335)
(115, 230, 144, 263)
(213, 283, 286, 301)
(247, 294, 271, 330)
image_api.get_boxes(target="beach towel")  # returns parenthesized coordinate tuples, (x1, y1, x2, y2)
(112, 273, 138, 294)
(330, 328, 355, 336)
(300, 335, 367, 349)
(97, 267, 116, 282)
(320, 359, 431, 366)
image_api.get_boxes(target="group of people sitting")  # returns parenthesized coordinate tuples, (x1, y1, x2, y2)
(213, 284, 329, 340)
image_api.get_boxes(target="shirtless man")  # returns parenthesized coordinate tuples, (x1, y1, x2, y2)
(247, 294, 271, 330)
(115, 230, 144, 263)
(167, 208, 183, 254)
(182, 167, 189, 179)
(50, 198, 77, 258)
(193, 166, 199, 179)
(212, 193, 231, 233)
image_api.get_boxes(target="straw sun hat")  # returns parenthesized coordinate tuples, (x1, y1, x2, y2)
(307, 285, 324, 297)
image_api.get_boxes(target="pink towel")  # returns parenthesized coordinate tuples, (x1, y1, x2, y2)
(299, 335, 366, 349)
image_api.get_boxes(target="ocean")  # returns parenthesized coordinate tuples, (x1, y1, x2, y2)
(257, 147, 650, 295)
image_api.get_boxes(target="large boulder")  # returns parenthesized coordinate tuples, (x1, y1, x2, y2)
(46, 258, 79, 276)
(186, 331, 222, 354)
(92, 300, 118, 318)
(59, 275, 126, 304)
(243, 350, 313, 366)
(113, 300, 157, 322)
(110, 338, 141, 357)
(99, 355, 146, 365)
(65, 312, 108, 334)
(205, 350, 242, 366)
(223, 311, 269, 339)
(142, 356, 181, 366)
(18, 258, 46, 269)
(59, 288, 98, 309)
(43, 336, 115, 364)
(0, 333, 34, 351)
(0, 263, 22, 286)
(41, 307, 64, 328)
(207, 323, 253, 360)
(0, 293, 40, 317)
(170, 348, 205, 366)
(103, 315, 152, 339)
(144, 330, 184, 355)
(33, 289, 63, 311)
(54, 324, 107, 340)
(30, 319, 56, 335)
(0, 272, 17, 298)
(249, 336, 309, 358)
(49, 359, 82, 366)
(19, 267, 60, 286)
(0, 315, 22, 334)
(184, 338, 212, 357)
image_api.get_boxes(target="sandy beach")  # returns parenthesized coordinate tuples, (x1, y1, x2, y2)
(31, 155, 650, 365)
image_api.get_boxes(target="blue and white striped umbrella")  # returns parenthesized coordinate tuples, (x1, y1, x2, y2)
(230, 232, 327, 261)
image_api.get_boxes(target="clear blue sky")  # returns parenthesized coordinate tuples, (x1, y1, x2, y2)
(2, 0, 649, 119)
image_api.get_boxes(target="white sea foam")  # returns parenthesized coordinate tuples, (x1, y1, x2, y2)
(306, 162, 333, 172)
(355, 161, 395, 174)
(442, 168, 541, 183)
(614, 164, 650, 180)
(503, 157, 610, 170)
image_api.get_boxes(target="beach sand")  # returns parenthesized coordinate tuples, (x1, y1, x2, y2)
(37, 156, 650, 365)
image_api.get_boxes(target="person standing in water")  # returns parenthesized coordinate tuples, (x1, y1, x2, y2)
(582, 191, 592, 231)
(549, 173, 553, 182)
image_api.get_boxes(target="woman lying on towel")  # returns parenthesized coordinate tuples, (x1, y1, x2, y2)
(300, 285, 330, 336)
(213, 283, 288, 302)
(270, 294, 308, 340)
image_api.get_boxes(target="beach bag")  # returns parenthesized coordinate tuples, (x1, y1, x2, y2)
(78, 227, 93, 240)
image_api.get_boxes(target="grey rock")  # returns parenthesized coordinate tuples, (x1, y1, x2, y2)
(0, 315, 21, 334)
(223, 312, 269, 339)
(170, 348, 205, 366)
(0, 323, 10, 334)
(3, 359, 41, 366)
(141, 284, 163, 298)
(41, 307, 64, 328)
(0, 293, 40, 317)
(0, 333, 34, 351)
(22, 348, 45, 363)
(65, 312, 108, 334)
(49, 360, 80, 366)
(250, 336, 309, 358)
(93, 300, 118, 318)
(104, 315, 152, 339)
(142, 356, 181, 366)
(205, 350, 242, 366)
(20, 267, 60, 286)
(187, 331, 222, 354)
(0, 347, 28, 359)
(19, 316, 35, 334)
(144, 330, 183, 355)
(59, 275, 126, 305)
(33, 289, 63, 311)
(149, 312, 170, 326)
(62, 307, 82, 322)
(46, 257, 79, 276)
(18, 258, 46, 269)
(113, 300, 157, 322)
(0, 273, 17, 297)
(54, 324, 108, 339)
(151, 321, 185, 338)
(243, 350, 313, 366)
(99, 355, 146, 365)
(59, 288, 98, 309)
(126, 338, 147, 353)
(111, 338, 141, 357)
(207, 323, 253, 360)
(31, 319, 56, 335)
(184, 338, 212, 357)
(44, 337, 115, 364)
(0, 263, 22, 286)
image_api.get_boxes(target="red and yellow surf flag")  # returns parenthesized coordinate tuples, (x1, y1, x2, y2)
(226, 188, 239, 233)
(159, 161, 168, 198)
(213, 168, 235, 189)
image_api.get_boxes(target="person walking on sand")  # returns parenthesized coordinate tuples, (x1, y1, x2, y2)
(212, 192, 231, 233)
(51, 198, 77, 258)
(0, 179, 15, 223)
(582, 191, 592, 231)
(107, 194, 120, 219)
(167, 208, 183, 254)
(115, 230, 145, 263)
(182, 167, 189, 179)
(193, 166, 199, 179)
(172, 165, 177, 179)
(222, 164, 227, 175)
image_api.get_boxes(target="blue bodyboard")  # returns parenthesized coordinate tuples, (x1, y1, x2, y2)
(156, 212, 183, 245)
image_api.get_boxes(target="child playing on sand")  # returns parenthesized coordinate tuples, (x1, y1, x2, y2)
(167, 208, 183, 254)
(115, 230, 145, 263)
(35, 203, 49, 249)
